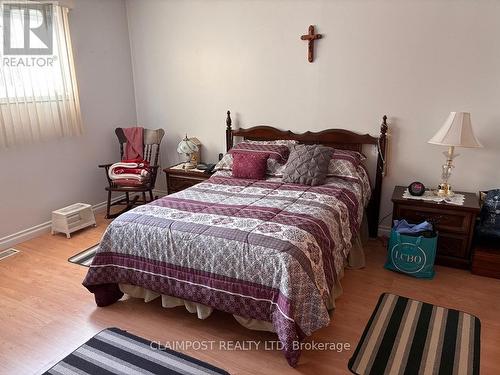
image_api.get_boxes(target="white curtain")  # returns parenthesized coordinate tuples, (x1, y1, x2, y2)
(0, 4, 82, 148)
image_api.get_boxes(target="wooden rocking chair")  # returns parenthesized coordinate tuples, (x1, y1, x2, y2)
(99, 128, 165, 219)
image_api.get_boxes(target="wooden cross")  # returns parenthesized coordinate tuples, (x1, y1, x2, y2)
(301, 25, 322, 63)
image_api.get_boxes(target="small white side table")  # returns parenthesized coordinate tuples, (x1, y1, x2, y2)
(51, 203, 96, 239)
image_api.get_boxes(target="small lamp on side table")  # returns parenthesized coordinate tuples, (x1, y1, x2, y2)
(177, 135, 199, 169)
(428, 112, 483, 197)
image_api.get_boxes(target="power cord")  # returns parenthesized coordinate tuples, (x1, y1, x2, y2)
(379, 211, 392, 225)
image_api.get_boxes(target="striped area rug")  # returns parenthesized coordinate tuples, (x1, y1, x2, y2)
(43, 328, 229, 375)
(68, 244, 98, 267)
(349, 293, 480, 375)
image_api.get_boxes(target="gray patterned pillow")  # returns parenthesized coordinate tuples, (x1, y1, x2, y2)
(282, 144, 333, 186)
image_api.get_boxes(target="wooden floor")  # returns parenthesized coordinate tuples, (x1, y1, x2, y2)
(1, 212, 499, 375)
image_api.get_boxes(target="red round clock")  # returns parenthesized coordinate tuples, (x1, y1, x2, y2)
(408, 181, 426, 196)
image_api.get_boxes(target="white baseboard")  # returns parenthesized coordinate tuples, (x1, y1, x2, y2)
(0, 221, 53, 252)
(153, 189, 168, 197)
(0, 194, 125, 251)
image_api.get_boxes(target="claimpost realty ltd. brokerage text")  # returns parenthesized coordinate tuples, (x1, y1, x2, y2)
(150, 340, 351, 352)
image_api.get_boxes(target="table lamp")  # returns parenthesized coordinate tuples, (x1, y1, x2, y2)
(428, 112, 482, 197)
(177, 135, 199, 169)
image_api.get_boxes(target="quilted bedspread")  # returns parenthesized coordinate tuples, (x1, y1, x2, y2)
(83, 175, 367, 366)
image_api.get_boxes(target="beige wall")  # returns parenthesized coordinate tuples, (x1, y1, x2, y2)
(126, 0, 500, 231)
(2, 0, 499, 241)
(0, 0, 136, 240)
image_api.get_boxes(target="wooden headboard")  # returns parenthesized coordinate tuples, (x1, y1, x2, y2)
(225, 110, 388, 238)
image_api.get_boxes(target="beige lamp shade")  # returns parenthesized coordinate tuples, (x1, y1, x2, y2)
(428, 112, 482, 148)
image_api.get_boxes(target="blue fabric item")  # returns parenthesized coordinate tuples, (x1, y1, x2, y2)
(393, 219, 433, 234)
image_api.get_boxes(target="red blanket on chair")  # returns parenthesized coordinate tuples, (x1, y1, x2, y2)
(109, 159, 151, 184)
(123, 127, 144, 160)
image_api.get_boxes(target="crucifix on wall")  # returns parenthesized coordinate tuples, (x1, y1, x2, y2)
(300, 25, 322, 63)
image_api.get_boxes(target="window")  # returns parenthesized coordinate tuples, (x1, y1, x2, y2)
(0, 2, 82, 148)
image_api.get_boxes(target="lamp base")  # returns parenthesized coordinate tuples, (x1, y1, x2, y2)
(437, 183, 454, 197)
(182, 162, 196, 170)
(435, 146, 456, 198)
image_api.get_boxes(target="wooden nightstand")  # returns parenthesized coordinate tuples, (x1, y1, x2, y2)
(391, 185, 480, 269)
(163, 164, 212, 194)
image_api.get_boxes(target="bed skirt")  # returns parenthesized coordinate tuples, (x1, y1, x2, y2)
(119, 278, 344, 333)
(119, 224, 367, 333)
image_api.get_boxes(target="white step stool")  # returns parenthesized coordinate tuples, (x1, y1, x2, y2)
(51, 203, 96, 239)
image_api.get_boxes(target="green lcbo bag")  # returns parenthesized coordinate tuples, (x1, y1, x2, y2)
(384, 229, 438, 279)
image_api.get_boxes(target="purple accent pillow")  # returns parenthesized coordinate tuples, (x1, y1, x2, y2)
(232, 151, 269, 180)
(229, 142, 290, 164)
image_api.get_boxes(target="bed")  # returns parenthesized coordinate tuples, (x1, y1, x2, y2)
(83, 111, 388, 367)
